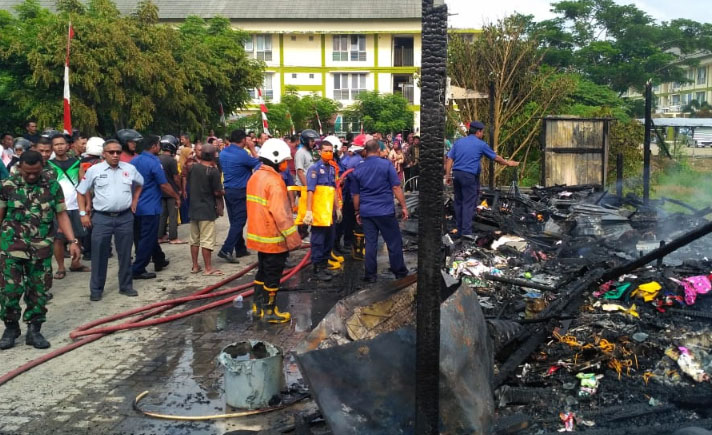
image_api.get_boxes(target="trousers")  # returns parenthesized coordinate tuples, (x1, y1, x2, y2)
(132, 214, 166, 275)
(159, 197, 178, 240)
(337, 192, 356, 247)
(453, 170, 480, 237)
(255, 251, 288, 291)
(0, 255, 52, 324)
(90, 211, 134, 296)
(221, 188, 247, 255)
(362, 214, 408, 280)
(310, 225, 334, 265)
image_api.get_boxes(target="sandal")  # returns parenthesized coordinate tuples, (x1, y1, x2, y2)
(54, 270, 66, 280)
(169, 239, 188, 245)
(69, 265, 91, 272)
(190, 266, 203, 274)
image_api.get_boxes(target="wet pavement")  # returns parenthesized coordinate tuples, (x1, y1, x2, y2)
(0, 224, 416, 435)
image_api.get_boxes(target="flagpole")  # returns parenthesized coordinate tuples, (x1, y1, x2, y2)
(63, 22, 74, 135)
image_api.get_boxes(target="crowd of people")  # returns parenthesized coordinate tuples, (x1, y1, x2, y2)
(0, 118, 514, 348)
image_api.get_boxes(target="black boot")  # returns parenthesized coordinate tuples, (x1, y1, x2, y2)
(25, 322, 50, 349)
(251, 281, 264, 318)
(312, 264, 333, 281)
(0, 321, 21, 350)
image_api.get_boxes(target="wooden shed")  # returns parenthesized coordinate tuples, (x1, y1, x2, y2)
(540, 116, 612, 188)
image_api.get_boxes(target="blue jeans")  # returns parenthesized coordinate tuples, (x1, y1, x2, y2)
(90, 210, 134, 296)
(132, 214, 165, 275)
(221, 188, 247, 255)
(362, 214, 408, 280)
(453, 170, 480, 236)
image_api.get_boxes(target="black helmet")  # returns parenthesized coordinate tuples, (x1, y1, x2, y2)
(300, 129, 319, 147)
(41, 129, 61, 139)
(116, 129, 143, 147)
(13, 137, 32, 152)
(160, 135, 178, 153)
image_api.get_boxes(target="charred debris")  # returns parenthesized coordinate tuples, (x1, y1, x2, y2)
(405, 183, 712, 434)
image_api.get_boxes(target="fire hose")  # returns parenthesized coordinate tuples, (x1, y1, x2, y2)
(0, 249, 311, 388)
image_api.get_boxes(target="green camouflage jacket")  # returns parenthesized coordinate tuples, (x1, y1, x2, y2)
(0, 172, 66, 259)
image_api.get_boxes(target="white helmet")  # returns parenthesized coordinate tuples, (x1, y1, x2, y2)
(322, 135, 341, 148)
(259, 138, 292, 164)
(86, 137, 105, 157)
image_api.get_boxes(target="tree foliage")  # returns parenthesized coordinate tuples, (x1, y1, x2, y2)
(534, 0, 712, 94)
(343, 91, 413, 134)
(281, 89, 341, 133)
(0, 0, 262, 136)
(448, 15, 576, 182)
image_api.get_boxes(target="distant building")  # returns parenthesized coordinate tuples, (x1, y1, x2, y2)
(0, 0, 478, 133)
(624, 52, 712, 118)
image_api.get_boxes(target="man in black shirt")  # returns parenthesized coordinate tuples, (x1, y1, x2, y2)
(22, 120, 40, 145)
(187, 143, 224, 275)
(158, 136, 184, 244)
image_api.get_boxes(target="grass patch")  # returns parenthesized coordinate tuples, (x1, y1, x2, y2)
(652, 158, 712, 215)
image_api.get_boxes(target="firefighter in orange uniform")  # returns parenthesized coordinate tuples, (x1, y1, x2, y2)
(246, 138, 302, 323)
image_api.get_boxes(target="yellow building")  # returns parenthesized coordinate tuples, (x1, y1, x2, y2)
(624, 52, 712, 117)
(2, 0, 477, 132)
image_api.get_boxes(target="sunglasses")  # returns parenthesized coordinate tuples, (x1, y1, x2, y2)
(105, 150, 122, 155)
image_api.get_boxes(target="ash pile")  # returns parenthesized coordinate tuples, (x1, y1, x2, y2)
(444, 184, 712, 434)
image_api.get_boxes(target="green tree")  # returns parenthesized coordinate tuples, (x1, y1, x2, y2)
(448, 15, 575, 182)
(535, 0, 712, 94)
(343, 91, 413, 134)
(281, 90, 340, 132)
(0, 0, 261, 136)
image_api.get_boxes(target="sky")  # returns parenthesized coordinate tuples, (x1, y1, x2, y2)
(444, 0, 712, 28)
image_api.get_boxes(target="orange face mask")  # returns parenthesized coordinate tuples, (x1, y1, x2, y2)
(321, 151, 333, 162)
(278, 160, 289, 172)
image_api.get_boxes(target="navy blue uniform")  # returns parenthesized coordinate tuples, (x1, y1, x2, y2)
(447, 135, 496, 237)
(131, 152, 168, 276)
(219, 144, 260, 256)
(306, 160, 336, 266)
(351, 156, 407, 281)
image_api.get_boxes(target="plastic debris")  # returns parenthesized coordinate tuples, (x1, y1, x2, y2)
(671, 275, 712, 306)
(676, 347, 710, 383)
(597, 302, 640, 318)
(648, 397, 662, 407)
(576, 372, 603, 397)
(632, 332, 649, 343)
(559, 412, 575, 432)
(491, 235, 527, 252)
(631, 281, 662, 302)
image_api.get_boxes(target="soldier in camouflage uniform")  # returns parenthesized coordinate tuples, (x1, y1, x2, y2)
(0, 150, 81, 350)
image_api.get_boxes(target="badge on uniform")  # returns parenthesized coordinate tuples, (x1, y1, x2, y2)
(311, 172, 317, 178)
(123, 171, 129, 177)
(319, 168, 325, 174)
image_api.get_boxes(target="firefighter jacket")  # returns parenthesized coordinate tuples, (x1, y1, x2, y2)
(246, 165, 301, 253)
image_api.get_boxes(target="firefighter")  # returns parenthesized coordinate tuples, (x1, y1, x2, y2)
(246, 138, 301, 323)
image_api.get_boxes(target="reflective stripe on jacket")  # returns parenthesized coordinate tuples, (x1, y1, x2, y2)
(246, 165, 301, 253)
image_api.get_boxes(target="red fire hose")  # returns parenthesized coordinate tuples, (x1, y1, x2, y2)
(0, 249, 311, 388)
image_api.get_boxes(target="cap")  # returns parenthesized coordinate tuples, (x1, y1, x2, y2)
(469, 120, 486, 130)
(352, 134, 373, 146)
(349, 145, 364, 153)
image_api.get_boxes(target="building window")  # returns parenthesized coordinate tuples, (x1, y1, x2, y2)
(697, 67, 707, 85)
(333, 73, 366, 101)
(333, 35, 349, 61)
(697, 92, 707, 103)
(244, 35, 273, 62)
(672, 94, 680, 106)
(292, 73, 297, 78)
(309, 73, 315, 79)
(350, 35, 366, 61)
(309, 35, 314, 41)
(682, 93, 692, 105)
(248, 74, 274, 100)
(332, 35, 366, 62)
(291, 35, 296, 41)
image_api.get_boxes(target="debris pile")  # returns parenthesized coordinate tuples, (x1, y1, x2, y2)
(446, 185, 712, 433)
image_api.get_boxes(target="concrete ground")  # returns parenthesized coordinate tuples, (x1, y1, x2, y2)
(0, 215, 374, 434)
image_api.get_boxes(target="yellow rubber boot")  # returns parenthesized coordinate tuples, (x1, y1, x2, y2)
(263, 288, 291, 324)
(251, 281, 264, 318)
(330, 251, 345, 263)
(327, 259, 343, 270)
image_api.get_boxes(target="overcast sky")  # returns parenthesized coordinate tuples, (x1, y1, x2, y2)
(444, 0, 712, 28)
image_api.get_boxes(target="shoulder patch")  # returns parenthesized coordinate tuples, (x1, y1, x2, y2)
(311, 172, 316, 178)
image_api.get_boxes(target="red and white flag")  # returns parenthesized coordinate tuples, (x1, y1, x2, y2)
(257, 88, 270, 135)
(315, 109, 323, 135)
(63, 22, 75, 134)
